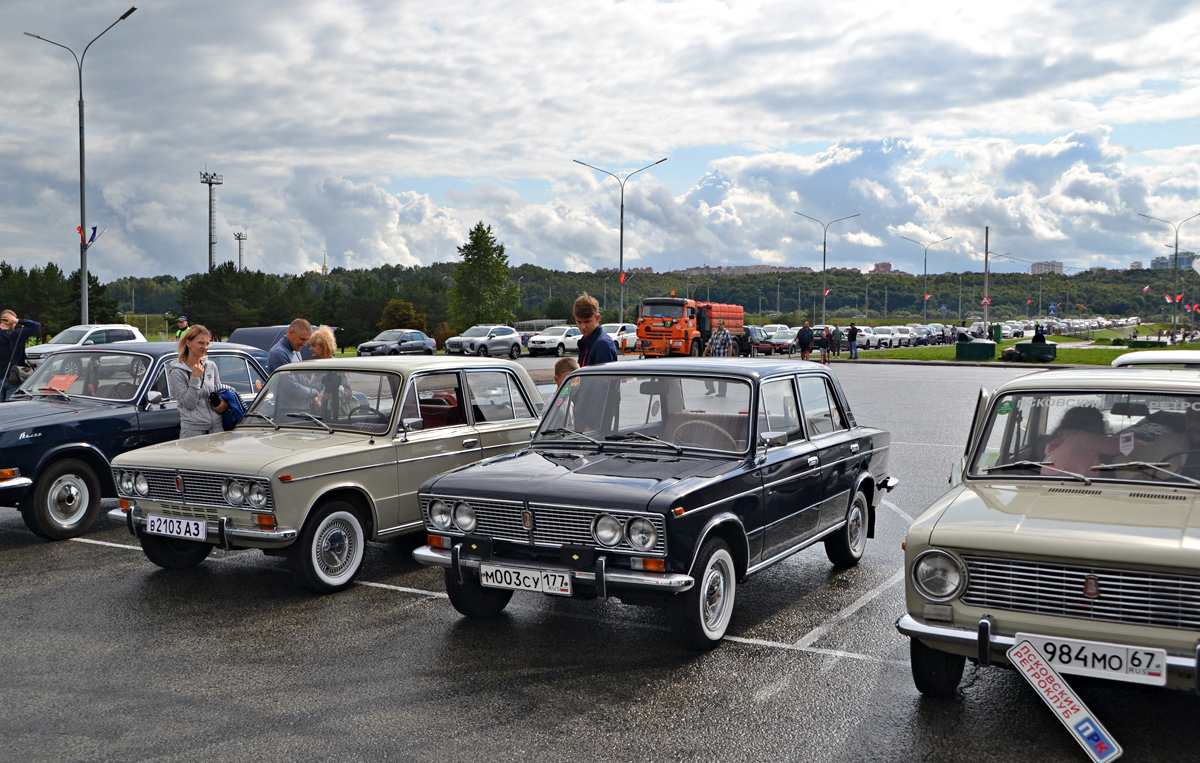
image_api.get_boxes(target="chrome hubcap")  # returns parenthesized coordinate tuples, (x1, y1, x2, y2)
(702, 565, 727, 629)
(47, 475, 89, 525)
(848, 504, 864, 554)
(317, 522, 354, 576)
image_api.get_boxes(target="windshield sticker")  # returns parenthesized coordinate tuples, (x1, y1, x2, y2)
(997, 400, 1014, 416)
(47, 375, 77, 391)
(1119, 431, 1135, 456)
(1028, 398, 1101, 408)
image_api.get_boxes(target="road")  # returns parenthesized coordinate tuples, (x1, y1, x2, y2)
(1, 362, 1197, 762)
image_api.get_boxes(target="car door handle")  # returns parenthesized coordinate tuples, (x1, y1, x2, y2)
(462, 439, 480, 448)
(807, 456, 819, 467)
(850, 443, 860, 453)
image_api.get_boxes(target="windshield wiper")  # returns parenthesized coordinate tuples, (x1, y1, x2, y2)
(287, 412, 333, 433)
(605, 431, 683, 454)
(982, 460, 1092, 485)
(244, 411, 279, 430)
(9, 388, 32, 399)
(540, 427, 604, 449)
(1092, 461, 1200, 488)
(36, 387, 70, 401)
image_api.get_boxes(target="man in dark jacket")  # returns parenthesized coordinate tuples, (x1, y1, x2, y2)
(0, 310, 41, 402)
(574, 294, 617, 367)
(846, 323, 860, 360)
(267, 318, 320, 414)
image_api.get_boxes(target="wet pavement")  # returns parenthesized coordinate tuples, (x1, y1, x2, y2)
(2, 363, 1198, 762)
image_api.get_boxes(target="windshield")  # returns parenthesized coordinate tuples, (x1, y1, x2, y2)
(970, 390, 1200, 485)
(47, 328, 88, 345)
(602, 324, 621, 333)
(540, 327, 567, 337)
(461, 327, 490, 338)
(876, 327, 892, 335)
(776, 330, 797, 340)
(244, 369, 400, 434)
(539, 374, 752, 453)
(372, 331, 403, 341)
(641, 303, 685, 319)
(23, 350, 150, 401)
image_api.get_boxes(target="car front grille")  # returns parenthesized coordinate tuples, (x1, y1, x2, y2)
(421, 496, 667, 555)
(112, 467, 274, 511)
(961, 555, 1200, 631)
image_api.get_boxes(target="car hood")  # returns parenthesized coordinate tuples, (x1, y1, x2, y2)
(0, 395, 124, 430)
(930, 481, 1200, 570)
(426, 447, 727, 511)
(358, 341, 388, 349)
(111, 427, 374, 477)
(25, 343, 76, 356)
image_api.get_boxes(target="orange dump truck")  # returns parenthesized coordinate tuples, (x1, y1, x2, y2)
(636, 297, 746, 357)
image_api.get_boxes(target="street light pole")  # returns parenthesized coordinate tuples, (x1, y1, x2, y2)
(900, 234, 952, 324)
(1139, 211, 1200, 344)
(25, 6, 137, 324)
(574, 157, 667, 321)
(603, 277, 608, 311)
(795, 211, 860, 325)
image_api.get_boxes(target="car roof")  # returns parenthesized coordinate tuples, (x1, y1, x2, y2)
(34, 341, 261, 359)
(1111, 350, 1200, 368)
(998, 367, 1200, 394)
(273, 354, 536, 378)
(572, 357, 830, 381)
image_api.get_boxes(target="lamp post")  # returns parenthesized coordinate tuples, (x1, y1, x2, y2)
(25, 6, 138, 324)
(900, 234, 952, 324)
(1140, 212, 1200, 344)
(776, 277, 782, 314)
(757, 288, 764, 324)
(517, 276, 524, 304)
(574, 157, 667, 322)
(603, 276, 609, 311)
(795, 211, 860, 324)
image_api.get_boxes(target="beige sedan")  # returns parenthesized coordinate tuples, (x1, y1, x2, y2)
(898, 368, 1200, 695)
(110, 356, 542, 593)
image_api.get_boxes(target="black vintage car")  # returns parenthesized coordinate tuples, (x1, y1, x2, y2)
(356, 328, 437, 356)
(0, 342, 266, 540)
(414, 358, 897, 649)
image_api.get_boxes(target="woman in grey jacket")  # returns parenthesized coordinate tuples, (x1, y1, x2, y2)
(169, 325, 228, 438)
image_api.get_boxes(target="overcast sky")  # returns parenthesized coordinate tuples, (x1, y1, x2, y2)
(4, 0, 1200, 282)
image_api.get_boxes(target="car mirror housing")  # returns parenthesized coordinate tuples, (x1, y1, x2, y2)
(402, 417, 424, 432)
(759, 431, 787, 448)
(146, 391, 163, 407)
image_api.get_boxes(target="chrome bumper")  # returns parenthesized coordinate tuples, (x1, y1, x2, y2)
(108, 506, 298, 549)
(881, 476, 900, 492)
(413, 544, 694, 593)
(0, 476, 33, 493)
(896, 613, 1200, 690)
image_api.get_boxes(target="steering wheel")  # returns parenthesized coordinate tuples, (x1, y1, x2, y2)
(114, 382, 138, 399)
(673, 419, 737, 450)
(347, 404, 384, 418)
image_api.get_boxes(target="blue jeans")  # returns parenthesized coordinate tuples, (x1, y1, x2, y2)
(848, 341, 858, 359)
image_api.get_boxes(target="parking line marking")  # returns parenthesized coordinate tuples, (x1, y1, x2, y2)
(724, 635, 906, 666)
(793, 568, 905, 648)
(70, 537, 139, 550)
(880, 498, 913, 525)
(891, 441, 961, 448)
(355, 580, 448, 599)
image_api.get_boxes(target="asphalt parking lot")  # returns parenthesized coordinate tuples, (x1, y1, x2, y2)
(2, 362, 1198, 762)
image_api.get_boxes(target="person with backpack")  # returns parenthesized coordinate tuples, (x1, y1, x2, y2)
(0, 309, 41, 402)
(797, 322, 814, 362)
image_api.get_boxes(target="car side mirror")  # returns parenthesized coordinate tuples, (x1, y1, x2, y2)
(83, 339, 95, 346)
(759, 431, 787, 448)
(146, 391, 163, 407)
(950, 456, 965, 486)
(402, 417, 424, 432)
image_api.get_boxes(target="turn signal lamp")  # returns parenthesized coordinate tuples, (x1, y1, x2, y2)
(118, 499, 131, 511)
(254, 514, 276, 530)
(630, 558, 665, 572)
(0, 468, 18, 480)
(427, 534, 450, 549)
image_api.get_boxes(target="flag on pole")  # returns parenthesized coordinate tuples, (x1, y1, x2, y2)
(87, 226, 97, 244)
(1143, 285, 1151, 292)
(76, 226, 85, 244)
(619, 272, 626, 283)
(1026, 300, 1032, 305)
(1165, 294, 1174, 303)
(924, 294, 931, 301)
(823, 289, 831, 296)
(1178, 293, 1186, 302)
(1187, 304, 1193, 312)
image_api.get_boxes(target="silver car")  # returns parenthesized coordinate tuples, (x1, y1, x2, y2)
(445, 325, 523, 359)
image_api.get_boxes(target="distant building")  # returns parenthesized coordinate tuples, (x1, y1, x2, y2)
(1031, 261, 1063, 275)
(596, 266, 655, 275)
(1150, 252, 1196, 270)
(672, 264, 813, 276)
(1088, 266, 1106, 273)
(867, 262, 910, 275)
(1129, 261, 1143, 270)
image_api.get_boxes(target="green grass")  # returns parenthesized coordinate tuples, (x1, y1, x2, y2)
(864, 339, 1200, 365)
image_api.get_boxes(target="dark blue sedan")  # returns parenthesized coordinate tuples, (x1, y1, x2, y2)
(0, 342, 265, 540)
(414, 358, 897, 649)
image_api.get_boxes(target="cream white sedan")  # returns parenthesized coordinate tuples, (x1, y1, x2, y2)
(110, 356, 543, 593)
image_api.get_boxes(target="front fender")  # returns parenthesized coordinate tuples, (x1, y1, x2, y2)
(35, 443, 116, 493)
(687, 511, 750, 579)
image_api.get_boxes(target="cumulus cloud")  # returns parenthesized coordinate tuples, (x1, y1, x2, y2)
(2, 1, 1200, 280)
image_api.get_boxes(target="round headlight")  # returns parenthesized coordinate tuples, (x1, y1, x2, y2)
(593, 514, 622, 547)
(246, 482, 267, 508)
(133, 472, 149, 496)
(625, 517, 657, 551)
(223, 479, 245, 506)
(454, 502, 477, 533)
(119, 471, 134, 495)
(912, 551, 965, 601)
(429, 500, 452, 530)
